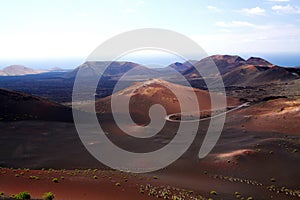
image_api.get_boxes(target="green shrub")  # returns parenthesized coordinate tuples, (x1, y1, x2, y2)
(14, 191, 31, 200)
(42, 192, 55, 200)
(292, 149, 298, 153)
(52, 178, 59, 183)
(270, 178, 276, 182)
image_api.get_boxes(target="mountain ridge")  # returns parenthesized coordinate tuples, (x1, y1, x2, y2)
(0, 65, 46, 76)
(0, 88, 73, 122)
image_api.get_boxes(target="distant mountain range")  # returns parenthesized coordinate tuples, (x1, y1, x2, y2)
(178, 55, 299, 87)
(1, 56, 300, 85)
(0, 65, 47, 76)
(62, 55, 300, 86)
(0, 65, 69, 76)
(0, 55, 299, 103)
(64, 61, 160, 80)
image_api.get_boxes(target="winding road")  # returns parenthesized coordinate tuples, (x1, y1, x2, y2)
(165, 102, 250, 123)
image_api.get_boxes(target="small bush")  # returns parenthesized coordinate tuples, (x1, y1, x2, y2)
(270, 178, 276, 182)
(42, 192, 55, 200)
(29, 175, 39, 180)
(115, 182, 121, 186)
(210, 190, 217, 195)
(14, 191, 31, 200)
(52, 178, 59, 183)
(292, 149, 298, 153)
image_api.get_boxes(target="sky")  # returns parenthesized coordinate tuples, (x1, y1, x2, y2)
(0, 0, 300, 68)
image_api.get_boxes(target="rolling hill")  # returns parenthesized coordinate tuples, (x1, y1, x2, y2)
(0, 88, 73, 122)
(180, 55, 300, 86)
(233, 97, 300, 135)
(90, 79, 240, 123)
(64, 61, 160, 80)
(0, 65, 46, 76)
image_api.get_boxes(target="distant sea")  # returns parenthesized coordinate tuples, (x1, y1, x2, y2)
(0, 53, 299, 70)
(239, 53, 300, 67)
(0, 57, 85, 70)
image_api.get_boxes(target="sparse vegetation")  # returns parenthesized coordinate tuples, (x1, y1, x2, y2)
(235, 191, 241, 198)
(269, 150, 273, 154)
(14, 191, 31, 200)
(52, 178, 59, 183)
(42, 192, 55, 200)
(29, 175, 39, 180)
(270, 178, 276, 182)
(292, 149, 298, 153)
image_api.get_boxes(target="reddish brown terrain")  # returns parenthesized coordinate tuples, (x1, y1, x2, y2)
(0, 88, 73, 122)
(232, 98, 300, 135)
(89, 79, 239, 124)
(0, 55, 299, 200)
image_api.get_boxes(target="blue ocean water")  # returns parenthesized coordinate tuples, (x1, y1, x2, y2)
(0, 53, 299, 70)
(239, 53, 300, 67)
(0, 57, 85, 70)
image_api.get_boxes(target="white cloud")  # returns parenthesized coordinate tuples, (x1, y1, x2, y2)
(124, 8, 136, 13)
(137, 1, 145, 5)
(215, 21, 269, 29)
(207, 5, 221, 12)
(241, 7, 266, 15)
(272, 4, 300, 14)
(191, 24, 300, 54)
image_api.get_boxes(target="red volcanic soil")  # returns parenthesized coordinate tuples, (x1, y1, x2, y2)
(0, 83, 299, 199)
(0, 88, 72, 122)
(232, 98, 300, 135)
(0, 168, 153, 200)
(0, 167, 215, 200)
(90, 79, 240, 122)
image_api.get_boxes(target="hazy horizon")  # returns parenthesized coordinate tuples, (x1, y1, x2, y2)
(0, 52, 299, 70)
